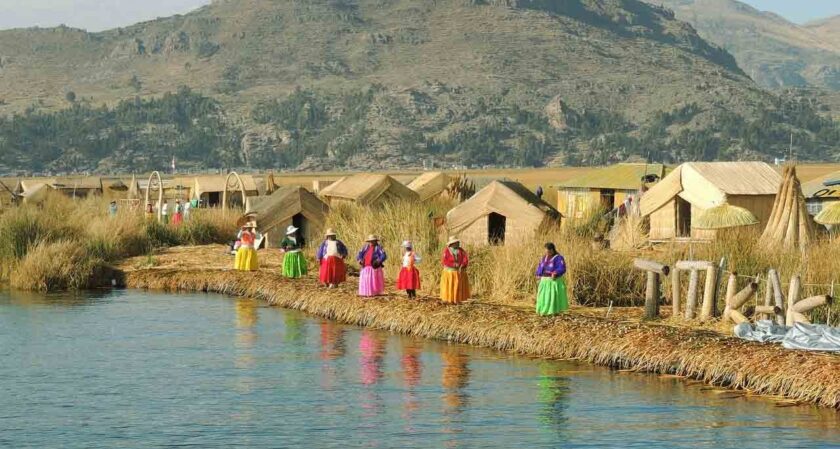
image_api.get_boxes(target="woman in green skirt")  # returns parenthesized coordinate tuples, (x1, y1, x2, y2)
(535, 242, 568, 316)
(280, 225, 307, 278)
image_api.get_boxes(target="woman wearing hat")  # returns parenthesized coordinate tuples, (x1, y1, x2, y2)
(234, 222, 259, 271)
(397, 240, 421, 299)
(535, 242, 569, 316)
(280, 225, 307, 278)
(316, 229, 348, 288)
(356, 235, 387, 297)
(440, 236, 470, 304)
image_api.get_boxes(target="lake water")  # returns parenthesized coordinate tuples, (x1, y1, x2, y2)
(1, 290, 838, 448)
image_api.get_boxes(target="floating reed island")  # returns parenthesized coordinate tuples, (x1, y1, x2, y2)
(119, 247, 840, 409)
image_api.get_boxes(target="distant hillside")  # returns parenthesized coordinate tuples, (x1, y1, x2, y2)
(649, 0, 840, 90)
(0, 0, 838, 174)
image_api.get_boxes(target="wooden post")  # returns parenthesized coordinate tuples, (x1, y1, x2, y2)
(685, 269, 700, 320)
(729, 309, 749, 324)
(645, 271, 660, 320)
(762, 275, 773, 320)
(633, 259, 669, 320)
(768, 269, 785, 326)
(671, 268, 681, 318)
(723, 273, 737, 320)
(755, 305, 782, 316)
(700, 265, 718, 320)
(786, 275, 801, 326)
(792, 312, 811, 325)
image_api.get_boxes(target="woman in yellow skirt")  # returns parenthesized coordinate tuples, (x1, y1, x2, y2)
(440, 236, 470, 304)
(234, 222, 259, 271)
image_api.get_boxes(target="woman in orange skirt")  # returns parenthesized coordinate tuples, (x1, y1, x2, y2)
(440, 236, 470, 304)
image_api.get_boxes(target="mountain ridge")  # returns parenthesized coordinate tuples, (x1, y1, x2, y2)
(0, 0, 837, 173)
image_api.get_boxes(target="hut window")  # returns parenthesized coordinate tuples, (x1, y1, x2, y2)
(676, 197, 691, 238)
(488, 212, 506, 245)
(806, 201, 823, 216)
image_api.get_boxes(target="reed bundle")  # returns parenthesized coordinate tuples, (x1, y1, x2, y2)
(760, 166, 815, 251)
(694, 203, 758, 230)
(814, 202, 840, 226)
(123, 267, 840, 408)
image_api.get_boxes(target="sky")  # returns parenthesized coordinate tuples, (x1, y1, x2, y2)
(0, 0, 838, 31)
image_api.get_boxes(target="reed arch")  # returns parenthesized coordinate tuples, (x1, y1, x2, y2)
(222, 171, 248, 217)
(144, 171, 164, 222)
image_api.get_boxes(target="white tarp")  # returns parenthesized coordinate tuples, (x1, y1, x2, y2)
(734, 320, 840, 352)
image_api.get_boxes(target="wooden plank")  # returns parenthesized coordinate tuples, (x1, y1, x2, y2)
(675, 260, 714, 271)
(633, 259, 670, 276)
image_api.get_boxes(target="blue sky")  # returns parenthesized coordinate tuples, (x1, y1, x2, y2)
(0, 0, 837, 31)
(740, 0, 840, 24)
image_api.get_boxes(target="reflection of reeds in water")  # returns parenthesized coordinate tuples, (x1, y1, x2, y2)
(234, 298, 258, 371)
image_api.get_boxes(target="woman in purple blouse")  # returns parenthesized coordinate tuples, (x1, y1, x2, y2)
(535, 242, 568, 316)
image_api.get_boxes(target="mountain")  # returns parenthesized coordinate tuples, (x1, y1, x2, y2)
(0, 0, 837, 174)
(648, 0, 840, 90)
(806, 16, 840, 50)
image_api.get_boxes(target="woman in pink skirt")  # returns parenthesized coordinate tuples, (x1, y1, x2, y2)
(356, 235, 387, 297)
(396, 240, 421, 299)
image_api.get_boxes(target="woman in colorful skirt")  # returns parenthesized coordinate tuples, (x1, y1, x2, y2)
(440, 236, 470, 304)
(535, 242, 569, 316)
(280, 225, 307, 278)
(316, 228, 348, 288)
(356, 235, 387, 297)
(171, 200, 184, 226)
(234, 222, 259, 271)
(397, 240, 421, 299)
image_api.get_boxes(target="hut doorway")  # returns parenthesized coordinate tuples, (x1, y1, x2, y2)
(207, 192, 221, 207)
(676, 197, 692, 237)
(292, 213, 308, 246)
(599, 189, 616, 212)
(488, 212, 506, 245)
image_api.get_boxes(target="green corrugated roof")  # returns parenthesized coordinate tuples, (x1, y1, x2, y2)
(555, 164, 668, 190)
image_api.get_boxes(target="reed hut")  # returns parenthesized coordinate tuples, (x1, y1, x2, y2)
(640, 162, 781, 240)
(138, 178, 191, 204)
(445, 181, 561, 246)
(801, 169, 840, 217)
(319, 174, 419, 206)
(193, 175, 259, 207)
(49, 177, 103, 198)
(554, 163, 666, 220)
(20, 182, 51, 204)
(241, 186, 329, 248)
(312, 179, 336, 194)
(407, 172, 450, 201)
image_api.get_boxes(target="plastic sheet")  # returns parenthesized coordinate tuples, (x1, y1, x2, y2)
(734, 320, 840, 352)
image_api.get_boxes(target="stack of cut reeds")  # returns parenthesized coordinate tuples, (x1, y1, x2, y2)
(760, 165, 814, 251)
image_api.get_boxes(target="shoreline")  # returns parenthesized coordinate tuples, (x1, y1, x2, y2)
(121, 266, 840, 409)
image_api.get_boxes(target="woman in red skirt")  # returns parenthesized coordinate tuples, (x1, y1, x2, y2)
(316, 229, 348, 288)
(397, 240, 421, 299)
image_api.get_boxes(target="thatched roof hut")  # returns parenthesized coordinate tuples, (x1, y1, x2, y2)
(319, 174, 419, 205)
(20, 182, 51, 204)
(49, 177, 103, 198)
(241, 186, 329, 248)
(446, 180, 561, 246)
(407, 172, 450, 201)
(640, 162, 781, 240)
(801, 169, 840, 216)
(554, 163, 666, 220)
(193, 175, 259, 207)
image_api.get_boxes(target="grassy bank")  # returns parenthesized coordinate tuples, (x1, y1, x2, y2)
(0, 193, 235, 291)
(122, 267, 840, 408)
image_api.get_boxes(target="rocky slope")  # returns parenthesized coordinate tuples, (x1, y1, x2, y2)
(650, 0, 840, 90)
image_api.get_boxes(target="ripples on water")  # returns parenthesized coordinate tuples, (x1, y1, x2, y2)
(0, 290, 838, 448)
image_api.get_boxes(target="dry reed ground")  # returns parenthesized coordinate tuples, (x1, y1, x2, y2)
(119, 245, 840, 409)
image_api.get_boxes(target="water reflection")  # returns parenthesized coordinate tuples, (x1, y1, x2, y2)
(400, 340, 423, 424)
(441, 347, 470, 413)
(359, 330, 387, 424)
(234, 299, 258, 396)
(537, 363, 571, 435)
(319, 321, 346, 391)
(284, 312, 305, 344)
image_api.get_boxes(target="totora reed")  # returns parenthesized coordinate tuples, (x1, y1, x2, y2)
(123, 266, 840, 409)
